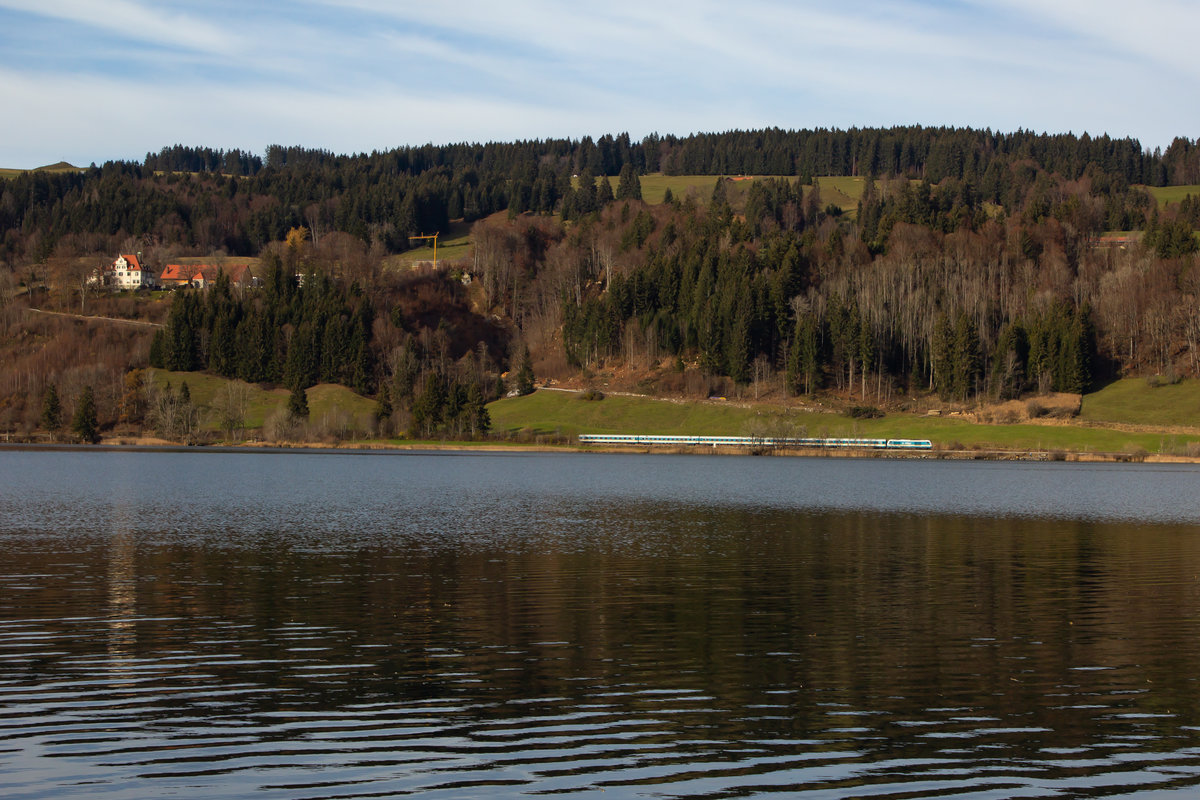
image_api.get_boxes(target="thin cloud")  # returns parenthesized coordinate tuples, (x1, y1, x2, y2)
(0, 0, 240, 56)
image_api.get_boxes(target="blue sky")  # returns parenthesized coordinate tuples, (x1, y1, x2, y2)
(1, 0, 1197, 168)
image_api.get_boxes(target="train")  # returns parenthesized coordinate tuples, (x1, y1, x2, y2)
(577, 434, 933, 450)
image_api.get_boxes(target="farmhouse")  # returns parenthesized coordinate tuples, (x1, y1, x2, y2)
(89, 254, 159, 290)
(159, 263, 257, 290)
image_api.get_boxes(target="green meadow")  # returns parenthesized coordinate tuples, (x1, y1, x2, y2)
(1081, 378, 1200, 427)
(1143, 184, 1200, 206)
(489, 388, 1199, 455)
(386, 221, 474, 268)
(146, 370, 376, 433)
(134, 370, 1200, 455)
(0, 162, 82, 179)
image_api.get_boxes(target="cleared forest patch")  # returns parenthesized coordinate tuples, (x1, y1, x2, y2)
(1144, 184, 1200, 206)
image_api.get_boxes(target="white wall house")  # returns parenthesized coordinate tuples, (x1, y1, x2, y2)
(89, 254, 158, 290)
(109, 254, 157, 289)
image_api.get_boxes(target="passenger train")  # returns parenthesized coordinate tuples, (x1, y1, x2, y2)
(577, 434, 933, 450)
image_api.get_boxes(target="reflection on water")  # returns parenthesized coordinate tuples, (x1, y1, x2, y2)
(2, 450, 1200, 798)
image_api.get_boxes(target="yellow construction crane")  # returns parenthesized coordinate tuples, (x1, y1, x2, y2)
(409, 233, 439, 268)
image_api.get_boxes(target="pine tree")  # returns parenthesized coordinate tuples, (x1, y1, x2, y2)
(287, 383, 309, 419)
(615, 163, 643, 201)
(41, 383, 62, 439)
(595, 174, 615, 207)
(951, 313, 981, 401)
(71, 385, 99, 444)
(375, 383, 393, 422)
(515, 345, 536, 396)
(466, 382, 490, 436)
(931, 313, 953, 399)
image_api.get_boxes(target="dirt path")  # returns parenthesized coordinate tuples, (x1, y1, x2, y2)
(26, 307, 163, 328)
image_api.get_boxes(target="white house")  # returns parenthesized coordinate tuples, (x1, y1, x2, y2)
(90, 254, 158, 290)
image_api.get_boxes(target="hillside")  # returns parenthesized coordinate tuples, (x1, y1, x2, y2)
(3, 127, 1200, 450)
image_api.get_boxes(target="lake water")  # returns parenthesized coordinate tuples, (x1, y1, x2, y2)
(3, 449, 1200, 799)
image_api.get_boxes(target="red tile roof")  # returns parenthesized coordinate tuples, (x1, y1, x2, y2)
(159, 263, 255, 285)
(160, 264, 192, 282)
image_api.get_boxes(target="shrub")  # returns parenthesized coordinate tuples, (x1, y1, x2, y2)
(1146, 372, 1182, 388)
(578, 389, 605, 401)
(847, 405, 884, 419)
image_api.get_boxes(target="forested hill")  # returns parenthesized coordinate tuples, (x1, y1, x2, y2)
(4, 125, 1200, 440)
(4, 127, 1200, 265)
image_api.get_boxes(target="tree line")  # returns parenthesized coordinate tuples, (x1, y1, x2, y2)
(4, 127, 1198, 269)
(507, 167, 1195, 403)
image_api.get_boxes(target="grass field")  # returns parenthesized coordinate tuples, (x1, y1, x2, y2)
(623, 174, 745, 205)
(1143, 185, 1200, 206)
(386, 221, 474, 269)
(1081, 378, 1200, 427)
(131, 371, 1200, 454)
(813, 176, 865, 213)
(146, 370, 376, 434)
(0, 162, 82, 179)
(489, 388, 1200, 455)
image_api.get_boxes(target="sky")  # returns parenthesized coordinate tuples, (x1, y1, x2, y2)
(1, 0, 1197, 169)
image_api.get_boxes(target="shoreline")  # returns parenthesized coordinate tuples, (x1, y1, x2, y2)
(3, 439, 1198, 464)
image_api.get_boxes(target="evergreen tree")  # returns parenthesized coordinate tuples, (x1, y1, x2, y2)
(71, 385, 99, 444)
(41, 383, 62, 439)
(515, 345, 535, 396)
(615, 163, 643, 201)
(410, 372, 445, 437)
(287, 383, 309, 419)
(931, 314, 953, 398)
(787, 315, 820, 395)
(375, 382, 393, 422)
(466, 382, 490, 437)
(595, 174, 615, 207)
(951, 313, 981, 400)
(991, 323, 1028, 399)
(288, 383, 309, 419)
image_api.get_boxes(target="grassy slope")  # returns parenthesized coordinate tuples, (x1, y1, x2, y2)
(0, 163, 82, 179)
(628, 175, 746, 205)
(147, 370, 376, 432)
(813, 176, 865, 214)
(602, 174, 866, 214)
(490, 389, 1199, 454)
(386, 221, 474, 268)
(1081, 378, 1200, 427)
(1143, 185, 1200, 205)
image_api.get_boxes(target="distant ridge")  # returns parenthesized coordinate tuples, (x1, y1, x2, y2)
(35, 161, 79, 171)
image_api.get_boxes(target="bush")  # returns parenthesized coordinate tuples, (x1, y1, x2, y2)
(846, 405, 884, 419)
(578, 389, 605, 401)
(1146, 372, 1182, 388)
(1045, 404, 1078, 419)
(1025, 399, 1047, 418)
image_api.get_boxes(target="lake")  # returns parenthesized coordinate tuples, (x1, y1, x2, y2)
(3, 449, 1200, 798)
